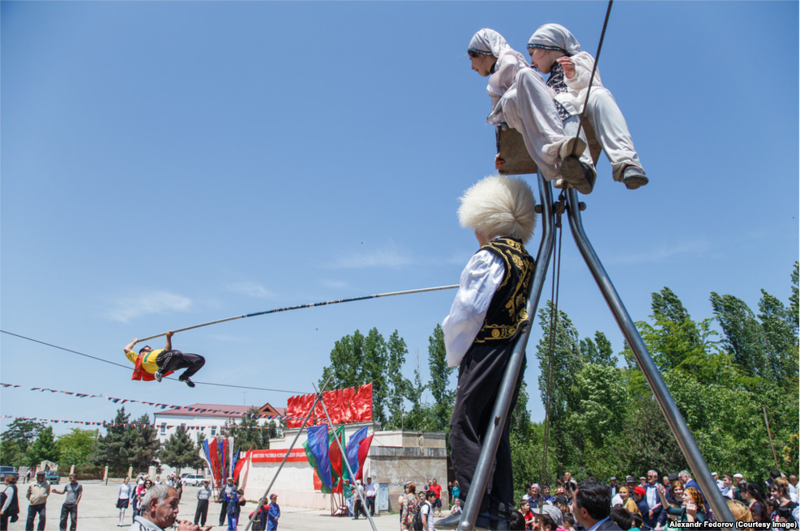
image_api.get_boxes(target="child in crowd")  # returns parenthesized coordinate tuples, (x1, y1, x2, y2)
(467, 28, 594, 193)
(437, 174, 537, 530)
(520, 500, 534, 530)
(527, 24, 648, 191)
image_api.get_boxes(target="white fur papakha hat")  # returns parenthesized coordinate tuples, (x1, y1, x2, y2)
(457, 174, 537, 243)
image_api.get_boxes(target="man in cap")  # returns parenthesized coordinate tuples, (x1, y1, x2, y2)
(124, 331, 205, 388)
(217, 478, 235, 527)
(607, 477, 618, 500)
(437, 175, 537, 531)
(194, 480, 211, 526)
(265, 494, 280, 531)
(130, 484, 209, 531)
(25, 471, 50, 531)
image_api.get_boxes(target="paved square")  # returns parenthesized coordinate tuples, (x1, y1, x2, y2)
(13, 480, 399, 531)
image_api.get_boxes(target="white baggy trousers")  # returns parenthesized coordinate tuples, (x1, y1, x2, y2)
(580, 88, 642, 182)
(496, 69, 572, 182)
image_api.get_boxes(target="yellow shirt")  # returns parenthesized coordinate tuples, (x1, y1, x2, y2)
(125, 348, 163, 374)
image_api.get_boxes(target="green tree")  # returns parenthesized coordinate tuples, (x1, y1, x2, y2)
(222, 407, 272, 451)
(0, 419, 46, 466)
(710, 292, 770, 380)
(160, 429, 201, 474)
(384, 331, 411, 431)
(790, 261, 798, 333)
(319, 328, 389, 426)
(758, 289, 798, 388)
(26, 426, 60, 467)
(403, 364, 429, 431)
(427, 324, 455, 432)
(90, 408, 131, 476)
(57, 429, 97, 471)
(124, 414, 160, 473)
(579, 332, 615, 366)
(535, 301, 582, 474)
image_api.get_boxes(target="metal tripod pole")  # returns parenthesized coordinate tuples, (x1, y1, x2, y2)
(458, 173, 556, 531)
(312, 381, 378, 531)
(563, 189, 735, 522)
(244, 376, 333, 531)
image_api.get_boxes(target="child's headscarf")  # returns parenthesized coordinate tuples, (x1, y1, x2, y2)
(468, 28, 529, 67)
(527, 23, 582, 57)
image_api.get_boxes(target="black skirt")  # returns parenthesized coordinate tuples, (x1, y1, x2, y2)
(116, 498, 130, 509)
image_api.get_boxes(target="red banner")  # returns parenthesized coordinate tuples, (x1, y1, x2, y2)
(251, 448, 308, 463)
(286, 383, 373, 426)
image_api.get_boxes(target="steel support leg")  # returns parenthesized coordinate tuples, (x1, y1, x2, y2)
(458, 173, 556, 531)
(564, 189, 734, 522)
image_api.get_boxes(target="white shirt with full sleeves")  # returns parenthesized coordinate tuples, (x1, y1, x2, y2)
(442, 250, 506, 369)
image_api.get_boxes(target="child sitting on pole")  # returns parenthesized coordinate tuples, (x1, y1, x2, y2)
(468, 28, 595, 193)
(437, 174, 536, 530)
(527, 23, 649, 190)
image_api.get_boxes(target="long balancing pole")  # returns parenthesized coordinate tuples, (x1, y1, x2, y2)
(137, 285, 459, 343)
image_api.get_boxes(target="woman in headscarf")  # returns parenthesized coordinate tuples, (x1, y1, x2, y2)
(467, 29, 593, 193)
(527, 23, 648, 190)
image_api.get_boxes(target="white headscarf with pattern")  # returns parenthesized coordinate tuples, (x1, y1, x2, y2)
(527, 23, 582, 57)
(468, 28, 528, 68)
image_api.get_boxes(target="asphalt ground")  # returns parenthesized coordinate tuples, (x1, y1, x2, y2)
(11, 480, 401, 531)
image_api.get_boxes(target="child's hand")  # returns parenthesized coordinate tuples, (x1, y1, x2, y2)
(495, 155, 505, 170)
(556, 57, 576, 79)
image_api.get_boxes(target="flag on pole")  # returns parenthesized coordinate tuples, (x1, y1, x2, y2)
(346, 426, 369, 476)
(303, 424, 332, 492)
(355, 434, 374, 481)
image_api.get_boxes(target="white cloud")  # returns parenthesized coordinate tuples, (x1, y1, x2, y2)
(319, 279, 352, 290)
(106, 291, 192, 323)
(227, 281, 275, 299)
(327, 243, 414, 269)
(605, 239, 711, 265)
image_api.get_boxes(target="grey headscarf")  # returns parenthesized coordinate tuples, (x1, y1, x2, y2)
(527, 23, 582, 57)
(468, 28, 528, 66)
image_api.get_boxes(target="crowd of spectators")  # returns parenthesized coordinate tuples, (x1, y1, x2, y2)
(496, 469, 799, 531)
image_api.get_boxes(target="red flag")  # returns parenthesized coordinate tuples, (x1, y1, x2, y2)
(304, 393, 316, 427)
(341, 387, 354, 424)
(355, 434, 373, 481)
(353, 383, 373, 422)
(329, 389, 342, 424)
(289, 395, 298, 428)
(315, 393, 326, 425)
(233, 446, 252, 484)
(329, 436, 343, 480)
(208, 438, 220, 488)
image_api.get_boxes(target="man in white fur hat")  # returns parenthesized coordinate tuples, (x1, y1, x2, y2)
(527, 23, 649, 190)
(436, 174, 536, 531)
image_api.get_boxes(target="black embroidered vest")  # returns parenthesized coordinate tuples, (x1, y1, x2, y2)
(474, 237, 535, 344)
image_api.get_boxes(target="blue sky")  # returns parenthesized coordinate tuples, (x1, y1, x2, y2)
(2, 1, 798, 436)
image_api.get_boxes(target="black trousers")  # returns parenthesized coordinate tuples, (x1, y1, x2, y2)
(218, 500, 228, 526)
(366, 496, 375, 516)
(25, 504, 45, 531)
(59, 504, 77, 531)
(195, 500, 208, 525)
(449, 342, 524, 519)
(157, 350, 205, 379)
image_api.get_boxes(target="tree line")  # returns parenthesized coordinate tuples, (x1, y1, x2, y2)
(318, 263, 799, 501)
(0, 406, 279, 478)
